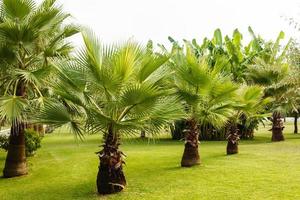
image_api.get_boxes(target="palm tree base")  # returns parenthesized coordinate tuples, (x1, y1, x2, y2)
(3, 144, 28, 178)
(271, 128, 284, 142)
(227, 142, 238, 155)
(96, 162, 126, 194)
(181, 144, 200, 167)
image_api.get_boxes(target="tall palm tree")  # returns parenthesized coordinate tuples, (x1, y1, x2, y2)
(170, 42, 237, 166)
(37, 31, 184, 194)
(0, 0, 78, 177)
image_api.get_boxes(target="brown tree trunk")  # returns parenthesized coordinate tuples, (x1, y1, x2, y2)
(294, 112, 298, 134)
(3, 121, 28, 177)
(3, 81, 28, 178)
(181, 118, 200, 167)
(226, 124, 240, 155)
(270, 111, 285, 142)
(96, 125, 126, 194)
(140, 130, 146, 138)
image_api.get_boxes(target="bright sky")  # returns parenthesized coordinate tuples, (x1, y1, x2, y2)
(56, 0, 300, 46)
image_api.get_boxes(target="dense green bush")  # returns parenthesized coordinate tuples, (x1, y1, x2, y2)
(0, 129, 42, 156)
(0, 134, 9, 150)
(25, 129, 42, 156)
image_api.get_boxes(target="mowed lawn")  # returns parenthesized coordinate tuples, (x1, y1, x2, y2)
(1, 123, 300, 200)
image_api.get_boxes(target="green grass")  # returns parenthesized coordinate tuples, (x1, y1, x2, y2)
(1, 123, 300, 200)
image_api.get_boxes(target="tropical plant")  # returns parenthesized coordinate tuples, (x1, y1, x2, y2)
(0, 0, 78, 177)
(37, 31, 184, 194)
(0, 128, 42, 156)
(287, 40, 300, 134)
(182, 27, 269, 140)
(169, 42, 238, 166)
(246, 31, 293, 141)
(226, 85, 271, 154)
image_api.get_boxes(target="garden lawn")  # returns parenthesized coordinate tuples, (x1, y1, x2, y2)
(1, 123, 300, 200)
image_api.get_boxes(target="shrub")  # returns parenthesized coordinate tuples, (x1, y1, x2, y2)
(24, 129, 42, 156)
(0, 129, 42, 156)
(0, 134, 9, 150)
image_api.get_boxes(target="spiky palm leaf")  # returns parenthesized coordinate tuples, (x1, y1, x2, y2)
(170, 42, 238, 129)
(38, 30, 184, 138)
(0, 0, 79, 124)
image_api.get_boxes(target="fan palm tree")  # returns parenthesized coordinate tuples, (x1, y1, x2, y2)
(246, 31, 293, 142)
(226, 85, 271, 154)
(37, 31, 184, 194)
(169, 42, 238, 166)
(0, 0, 78, 177)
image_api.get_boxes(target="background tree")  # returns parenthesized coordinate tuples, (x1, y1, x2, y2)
(0, 0, 78, 177)
(227, 85, 271, 154)
(287, 40, 300, 134)
(169, 27, 270, 141)
(246, 31, 293, 141)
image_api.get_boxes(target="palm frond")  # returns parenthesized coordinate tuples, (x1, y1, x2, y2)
(0, 95, 27, 122)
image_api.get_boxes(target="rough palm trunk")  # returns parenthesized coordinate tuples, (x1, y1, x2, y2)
(96, 125, 126, 194)
(140, 130, 146, 138)
(294, 112, 298, 134)
(3, 81, 28, 178)
(270, 111, 284, 142)
(226, 124, 240, 155)
(181, 118, 200, 167)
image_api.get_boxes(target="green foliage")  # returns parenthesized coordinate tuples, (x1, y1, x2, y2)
(170, 42, 237, 130)
(37, 30, 185, 138)
(0, 134, 9, 150)
(0, 0, 79, 124)
(24, 128, 42, 156)
(0, 128, 42, 156)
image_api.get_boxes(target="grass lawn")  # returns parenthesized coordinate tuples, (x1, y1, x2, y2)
(1, 123, 300, 200)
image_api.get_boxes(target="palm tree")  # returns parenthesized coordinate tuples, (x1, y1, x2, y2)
(0, 0, 78, 177)
(287, 40, 300, 134)
(226, 86, 271, 154)
(37, 30, 184, 194)
(246, 31, 293, 142)
(170, 42, 237, 166)
(187, 28, 269, 140)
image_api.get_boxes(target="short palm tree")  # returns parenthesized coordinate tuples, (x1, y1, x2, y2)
(0, 0, 78, 177)
(170, 42, 238, 166)
(226, 85, 271, 154)
(246, 31, 293, 141)
(38, 31, 184, 194)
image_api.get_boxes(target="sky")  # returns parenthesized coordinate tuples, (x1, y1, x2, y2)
(54, 0, 300, 47)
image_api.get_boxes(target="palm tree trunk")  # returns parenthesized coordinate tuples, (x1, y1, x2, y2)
(294, 112, 298, 134)
(270, 111, 284, 142)
(3, 81, 28, 178)
(140, 130, 146, 138)
(226, 124, 240, 155)
(181, 118, 200, 167)
(3, 121, 27, 177)
(96, 125, 126, 194)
